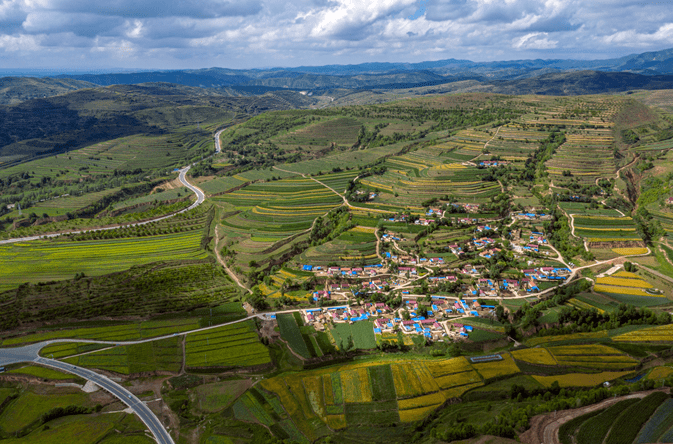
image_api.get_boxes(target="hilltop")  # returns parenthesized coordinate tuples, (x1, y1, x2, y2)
(0, 76, 96, 105)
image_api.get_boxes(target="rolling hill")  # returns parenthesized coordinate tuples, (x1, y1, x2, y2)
(0, 77, 96, 105)
(0, 82, 318, 166)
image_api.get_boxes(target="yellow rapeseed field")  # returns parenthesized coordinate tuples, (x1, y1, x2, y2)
(596, 277, 653, 289)
(322, 374, 334, 405)
(648, 367, 673, 380)
(303, 375, 325, 417)
(526, 331, 608, 347)
(548, 344, 623, 356)
(410, 362, 440, 393)
(612, 248, 649, 255)
(351, 226, 376, 233)
(398, 392, 445, 410)
(340, 368, 372, 403)
(594, 284, 659, 296)
(392, 363, 428, 398)
(613, 324, 673, 342)
(613, 271, 640, 278)
(511, 348, 558, 365)
(472, 353, 520, 380)
(434, 370, 482, 390)
(425, 357, 473, 377)
(326, 414, 347, 430)
(399, 405, 440, 423)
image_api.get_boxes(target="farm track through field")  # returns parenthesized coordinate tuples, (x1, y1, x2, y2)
(473, 125, 502, 162)
(273, 166, 396, 215)
(0, 127, 229, 245)
(636, 262, 673, 285)
(566, 214, 590, 252)
(520, 388, 669, 444)
(215, 225, 252, 294)
(611, 153, 640, 204)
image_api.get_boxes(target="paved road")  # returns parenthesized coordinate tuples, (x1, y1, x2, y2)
(0, 127, 226, 246)
(35, 357, 174, 444)
(0, 165, 201, 246)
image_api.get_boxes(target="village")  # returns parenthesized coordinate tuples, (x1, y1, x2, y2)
(294, 205, 572, 343)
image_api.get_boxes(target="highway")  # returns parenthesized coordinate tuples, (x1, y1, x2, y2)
(34, 357, 174, 444)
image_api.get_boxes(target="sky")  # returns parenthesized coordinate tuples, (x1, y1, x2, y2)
(1, 0, 673, 71)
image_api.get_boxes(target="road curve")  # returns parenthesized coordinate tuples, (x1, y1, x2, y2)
(34, 357, 174, 444)
(0, 127, 226, 246)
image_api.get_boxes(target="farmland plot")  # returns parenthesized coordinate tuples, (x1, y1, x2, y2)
(185, 320, 270, 369)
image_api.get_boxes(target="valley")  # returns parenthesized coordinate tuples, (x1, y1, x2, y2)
(2, 80, 673, 444)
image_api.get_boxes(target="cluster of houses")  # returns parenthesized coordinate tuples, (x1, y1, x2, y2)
(479, 160, 507, 167)
(514, 212, 552, 221)
(299, 290, 507, 342)
(522, 267, 571, 280)
(304, 265, 384, 277)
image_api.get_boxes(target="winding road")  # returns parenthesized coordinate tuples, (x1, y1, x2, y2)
(0, 127, 227, 246)
(37, 357, 174, 444)
(0, 127, 231, 443)
(0, 313, 265, 444)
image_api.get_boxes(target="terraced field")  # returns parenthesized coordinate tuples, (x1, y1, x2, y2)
(594, 272, 664, 301)
(546, 130, 616, 183)
(355, 148, 501, 213)
(299, 228, 379, 267)
(214, 173, 349, 271)
(250, 347, 642, 441)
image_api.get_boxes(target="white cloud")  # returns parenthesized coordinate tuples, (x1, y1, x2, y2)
(513, 32, 557, 49)
(603, 23, 673, 47)
(1, 0, 673, 69)
(0, 33, 40, 51)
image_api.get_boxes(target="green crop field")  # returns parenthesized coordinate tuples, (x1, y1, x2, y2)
(576, 399, 640, 444)
(65, 337, 182, 374)
(299, 228, 379, 267)
(329, 321, 376, 350)
(0, 388, 92, 434)
(605, 392, 669, 444)
(276, 313, 314, 359)
(0, 412, 153, 444)
(194, 380, 252, 413)
(6, 364, 82, 381)
(0, 230, 208, 291)
(185, 320, 271, 369)
(0, 261, 243, 333)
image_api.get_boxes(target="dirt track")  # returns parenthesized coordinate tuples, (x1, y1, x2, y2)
(519, 388, 669, 444)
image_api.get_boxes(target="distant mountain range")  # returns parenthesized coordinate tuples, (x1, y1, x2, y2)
(3, 47, 673, 107)
(44, 47, 673, 89)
